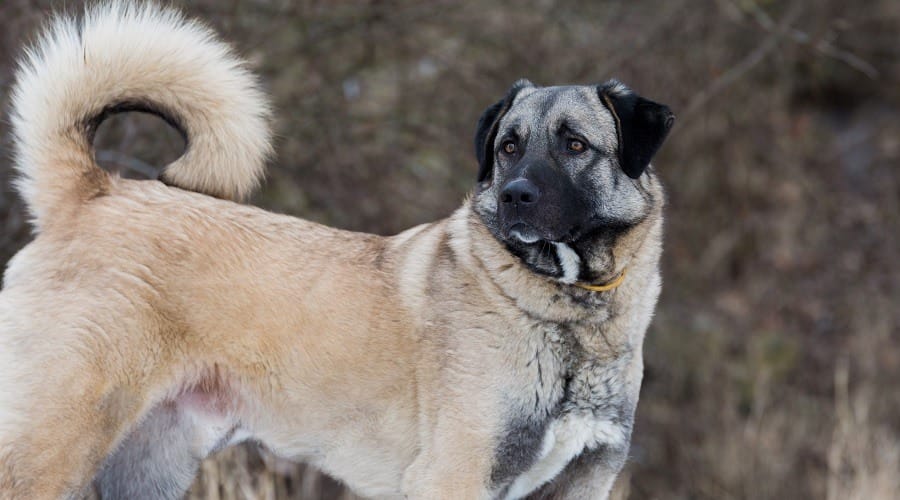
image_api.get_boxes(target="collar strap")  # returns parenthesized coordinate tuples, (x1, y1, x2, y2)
(574, 268, 627, 292)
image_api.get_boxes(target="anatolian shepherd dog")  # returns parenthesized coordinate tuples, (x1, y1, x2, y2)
(0, 3, 674, 499)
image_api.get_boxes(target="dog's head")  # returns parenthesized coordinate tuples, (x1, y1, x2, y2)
(471, 79, 674, 283)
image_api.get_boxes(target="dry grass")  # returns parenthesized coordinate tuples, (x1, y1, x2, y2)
(827, 361, 900, 500)
(187, 447, 361, 500)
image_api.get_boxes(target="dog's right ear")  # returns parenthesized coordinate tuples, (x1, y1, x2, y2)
(474, 79, 532, 184)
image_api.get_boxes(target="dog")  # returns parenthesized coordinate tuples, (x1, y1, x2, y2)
(0, 3, 673, 499)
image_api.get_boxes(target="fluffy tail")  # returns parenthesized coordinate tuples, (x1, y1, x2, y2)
(10, 2, 272, 230)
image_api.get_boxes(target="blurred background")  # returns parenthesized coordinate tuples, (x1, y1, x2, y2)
(1, 0, 898, 498)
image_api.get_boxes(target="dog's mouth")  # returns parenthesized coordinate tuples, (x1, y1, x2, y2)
(505, 222, 580, 246)
(507, 223, 544, 244)
(504, 218, 629, 249)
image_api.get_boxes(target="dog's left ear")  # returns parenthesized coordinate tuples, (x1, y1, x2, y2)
(598, 81, 675, 178)
(474, 79, 533, 183)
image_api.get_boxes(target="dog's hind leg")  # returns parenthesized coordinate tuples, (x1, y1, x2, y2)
(0, 291, 160, 498)
(0, 344, 239, 499)
(0, 357, 145, 498)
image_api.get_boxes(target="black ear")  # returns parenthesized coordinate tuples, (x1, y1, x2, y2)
(598, 81, 675, 178)
(474, 79, 532, 183)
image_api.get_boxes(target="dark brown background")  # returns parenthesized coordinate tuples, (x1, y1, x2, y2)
(1, 1, 898, 498)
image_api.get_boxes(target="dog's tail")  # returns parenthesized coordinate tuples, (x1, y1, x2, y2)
(10, 2, 272, 230)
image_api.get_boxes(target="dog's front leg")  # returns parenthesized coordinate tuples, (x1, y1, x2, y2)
(400, 415, 496, 500)
(523, 446, 626, 500)
(402, 455, 494, 500)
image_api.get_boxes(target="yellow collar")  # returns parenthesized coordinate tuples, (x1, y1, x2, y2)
(574, 268, 627, 292)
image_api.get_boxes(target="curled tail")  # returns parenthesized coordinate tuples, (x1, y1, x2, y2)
(10, 2, 272, 230)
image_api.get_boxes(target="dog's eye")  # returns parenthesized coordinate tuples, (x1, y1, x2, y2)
(567, 139, 586, 153)
(501, 141, 517, 155)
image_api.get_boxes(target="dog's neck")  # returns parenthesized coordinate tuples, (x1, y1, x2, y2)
(447, 199, 663, 326)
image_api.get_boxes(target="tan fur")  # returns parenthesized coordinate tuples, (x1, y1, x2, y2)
(0, 3, 666, 499)
(0, 177, 661, 498)
(10, 2, 271, 231)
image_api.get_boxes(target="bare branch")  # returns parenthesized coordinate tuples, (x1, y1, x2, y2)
(683, 3, 803, 118)
(746, 1, 879, 79)
(95, 150, 159, 179)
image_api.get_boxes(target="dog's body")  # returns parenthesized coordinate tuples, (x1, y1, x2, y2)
(0, 4, 673, 499)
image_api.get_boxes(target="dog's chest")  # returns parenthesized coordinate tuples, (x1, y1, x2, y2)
(496, 324, 634, 499)
(503, 411, 628, 500)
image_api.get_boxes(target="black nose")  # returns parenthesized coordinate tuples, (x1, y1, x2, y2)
(500, 179, 540, 205)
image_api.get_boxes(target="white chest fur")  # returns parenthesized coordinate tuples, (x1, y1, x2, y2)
(504, 412, 627, 500)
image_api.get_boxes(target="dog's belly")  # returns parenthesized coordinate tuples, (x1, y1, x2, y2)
(268, 440, 408, 498)
(503, 412, 627, 500)
(257, 416, 414, 498)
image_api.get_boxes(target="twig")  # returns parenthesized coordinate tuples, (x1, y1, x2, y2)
(683, 3, 802, 118)
(95, 150, 159, 179)
(745, 1, 879, 79)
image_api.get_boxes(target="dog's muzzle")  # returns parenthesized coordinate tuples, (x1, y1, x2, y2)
(498, 178, 547, 243)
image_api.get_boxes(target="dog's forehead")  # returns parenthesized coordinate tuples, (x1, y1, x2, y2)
(500, 85, 617, 145)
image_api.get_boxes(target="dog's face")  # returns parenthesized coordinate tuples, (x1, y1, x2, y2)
(472, 80, 674, 283)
